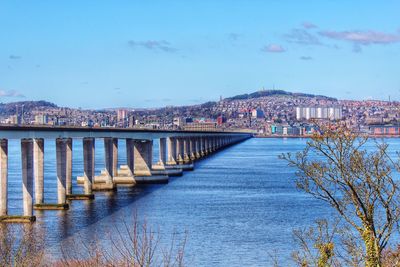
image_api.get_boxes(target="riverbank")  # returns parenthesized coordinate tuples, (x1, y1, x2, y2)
(255, 134, 400, 138)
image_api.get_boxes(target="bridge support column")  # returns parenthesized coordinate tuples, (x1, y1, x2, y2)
(66, 138, 72, 195)
(212, 137, 216, 152)
(0, 139, 8, 216)
(101, 137, 117, 190)
(194, 138, 201, 159)
(183, 138, 191, 164)
(83, 138, 95, 197)
(133, 140, 153, 176)
(21, 139, 35, 219)
(204, 137, 210, 155)
(176, 138, 184, 164)
(33, 139, 44, 205)
(199, 137, 205, 157)
(56, 139, 69, 208)
(126, 138, 134, 177)
(158, 138, 167, 167)
(189, 138, 196, 161)
(166, 137, 177, 165)
(209, 137, 213, 154)
(211, 136, 216, 153)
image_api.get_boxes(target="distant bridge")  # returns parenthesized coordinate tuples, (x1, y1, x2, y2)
(0, 125, 252, 222)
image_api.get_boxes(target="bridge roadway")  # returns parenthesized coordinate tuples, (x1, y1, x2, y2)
(0, 125, 252, 223)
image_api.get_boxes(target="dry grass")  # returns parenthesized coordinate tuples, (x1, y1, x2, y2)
(0, 213, 187, 267)
(0, 224, 46, 267)
(58, 213, 187, 267)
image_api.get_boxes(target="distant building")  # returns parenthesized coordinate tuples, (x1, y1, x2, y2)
(117, 109, 128, 127)
(270, 124, 313, 136)
(251, 109, 264, 119)
(173, 117, 184, 127)
(57, 117, 68, 126)
(35, 114, 48, 125)
(217, 115, 226, 125)
(370, 126, 400, 135)
(8, 115, 21, 125)
(183, 122, 217, 131)
(128, 115, 136, 128)
(296, 106, 343, 121)
(184, 117, 193, 124)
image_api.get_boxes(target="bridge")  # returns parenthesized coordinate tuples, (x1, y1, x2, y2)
(0, 126, 252, 223)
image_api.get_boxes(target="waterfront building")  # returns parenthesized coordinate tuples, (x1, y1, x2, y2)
(35, 114, 48, 125)
(7, 115, 21, 125)
(183, 122, 217, 131)
(370, 125, 400, 135)
(217, 115, 226, 125)
(173, 117, 184, 127)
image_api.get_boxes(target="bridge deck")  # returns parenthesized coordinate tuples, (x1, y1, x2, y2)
(0, 125, 252, 139)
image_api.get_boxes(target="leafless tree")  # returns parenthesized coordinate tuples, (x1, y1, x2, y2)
(280, 125, 400, 267)
(60, 212, 187, 267)
(0, 224, 45, 267)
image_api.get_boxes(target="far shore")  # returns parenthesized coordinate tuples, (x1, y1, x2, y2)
(255, 135, 400, 139)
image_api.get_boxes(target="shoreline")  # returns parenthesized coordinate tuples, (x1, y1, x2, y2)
(255, 135, 400, 139)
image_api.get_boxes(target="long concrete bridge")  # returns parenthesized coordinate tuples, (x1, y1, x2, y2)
(0, 126, 252, 223)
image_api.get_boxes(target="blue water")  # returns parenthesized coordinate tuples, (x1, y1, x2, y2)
(4, 137, 400, 266)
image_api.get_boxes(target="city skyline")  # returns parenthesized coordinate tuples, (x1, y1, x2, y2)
(1, 0, 400, 109)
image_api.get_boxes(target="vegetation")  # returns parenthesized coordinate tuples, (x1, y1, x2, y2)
(0, 214, 187, 267)
(225, 89, 337, 101)
(281, 125, 400, 266)
(0, 101, 58, 115)
(0, 224, 45, 266)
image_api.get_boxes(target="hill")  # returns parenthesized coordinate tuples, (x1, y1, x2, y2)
(225, 89, 337, 101)
(0, 101, 58, 115)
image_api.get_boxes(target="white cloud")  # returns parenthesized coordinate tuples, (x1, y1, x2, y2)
(261, 44, 286, 53)
(0, 90, 25, 98)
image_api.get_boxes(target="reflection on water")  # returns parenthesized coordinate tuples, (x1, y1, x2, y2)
(6, 138, 400, 266)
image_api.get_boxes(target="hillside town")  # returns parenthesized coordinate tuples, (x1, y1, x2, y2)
(1, 90, 399, 136)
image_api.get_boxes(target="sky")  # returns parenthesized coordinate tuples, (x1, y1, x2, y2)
(1, 0, 400, 109)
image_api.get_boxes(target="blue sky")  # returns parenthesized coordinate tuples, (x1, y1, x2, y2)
(1, 0, 400, 108)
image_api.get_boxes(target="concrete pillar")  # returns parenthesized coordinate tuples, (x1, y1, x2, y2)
(33, 138, 44, 205)
(66, 138, 72, 195)
(166, 137, 177, 165)
(176, 138, 184, 164)
(0, 139, 8, 216)
(212, 137, 216, 151)
(133, 140, 153, 176)
(199, 137, 205, 157)
(21, 139, 34, 217)
(189, 138, 196, 160)
(183, 138, 191, 163)
(104, 138, 118, 185)
(204, 137, 209, 155)
(158, 138, 167, 166)
(194, 138, 201, 159)
(56, 138, 67, 204)
(126, 138, 134, 176)
(211, 137, 216, 152)
(83, 138, 95, 195)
